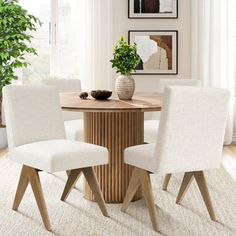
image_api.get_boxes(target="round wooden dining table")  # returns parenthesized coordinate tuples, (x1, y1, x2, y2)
(60, 92, 162, 203)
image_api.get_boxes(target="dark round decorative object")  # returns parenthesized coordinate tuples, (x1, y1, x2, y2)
(79, 92, 88, 100)
(91, 90, 112, 100)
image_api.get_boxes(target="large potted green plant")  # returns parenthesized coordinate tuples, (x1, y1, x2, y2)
(111, 36, 140, 100)
(0, 0, 41, 148)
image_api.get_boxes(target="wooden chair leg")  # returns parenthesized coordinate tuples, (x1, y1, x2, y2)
(176, 172, 194, 204)
(61, 169, 82, 201)
(121, 167, 141, 212)
(28, 167, 52, 231)
(82, 167, 108, 217)
(66, 170, 82, 179)
(13, 165, 30, 210)
(162, 174, 172, 191)
(140, 169, 159, 232)
(194, 171, 216, 221)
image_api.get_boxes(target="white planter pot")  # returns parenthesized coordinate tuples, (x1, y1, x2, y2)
(0, 128, 7, 149)
(115, 74, 135, 100)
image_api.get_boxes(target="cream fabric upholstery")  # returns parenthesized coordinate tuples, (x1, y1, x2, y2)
(144, 79, 202, 143)
(40, 79, 83, 121)
(144, 120, 160, 144)
(125, 143, 156, 172)
(64, 119, 84, 141)
(40, 79, 83, 141)
(3, 85, 108, 173)
(9, 140, 108, 173)
(3, 85, 65, 150)
(125, 86, 230, 174)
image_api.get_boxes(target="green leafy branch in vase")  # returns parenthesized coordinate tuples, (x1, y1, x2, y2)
(110, 36, 140, 76)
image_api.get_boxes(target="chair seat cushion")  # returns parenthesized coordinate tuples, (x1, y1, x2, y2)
(124, 143, 157, 173)
(64, 119, 83, 142)
(8, 140, 108, 173)
(144, 120, 160, 143)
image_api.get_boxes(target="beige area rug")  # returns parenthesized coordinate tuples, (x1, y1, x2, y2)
(0, 157, 236, 236)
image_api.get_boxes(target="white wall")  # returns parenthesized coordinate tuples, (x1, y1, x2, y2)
(111, 0, 192, 92)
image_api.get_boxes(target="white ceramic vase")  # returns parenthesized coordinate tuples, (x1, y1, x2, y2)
(115, 74, 135, 100)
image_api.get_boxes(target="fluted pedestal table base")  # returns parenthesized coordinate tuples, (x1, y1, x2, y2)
(83, 112, 144, 203)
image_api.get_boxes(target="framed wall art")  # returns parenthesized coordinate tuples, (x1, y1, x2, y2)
(128, 0, 178, 19)
(128, 30, 178, 75)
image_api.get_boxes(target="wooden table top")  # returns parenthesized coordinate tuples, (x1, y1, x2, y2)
(60, 92, 163, 112)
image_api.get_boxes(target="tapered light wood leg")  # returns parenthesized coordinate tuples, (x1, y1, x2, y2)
(82, 167, 108, 217)
(162, 174, 172, 191)
(140, 169, 159, 232)
(176, 172, 194, 204)
(176, 171, 216, 221)
(28, 167, 52, 231)
(121, 167, 141, 212)
(13, 165, 30, 210)
(61, 169, 82, 201)
(122, 167, 159, 232)
(13, 166, 51, 230)
(194, 171, 216, 221)
(67, 170, 82, 179)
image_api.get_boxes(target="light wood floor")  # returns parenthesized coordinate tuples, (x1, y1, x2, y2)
(223, 145, 236, 156)
(0, 149, 8, 159)
(222, 145, 236, 181)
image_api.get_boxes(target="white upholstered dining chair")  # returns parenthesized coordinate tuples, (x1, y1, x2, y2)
(3, 85, 108, 231)
(40, 79, 84, 141)
(145, 79, 202, 191)
(122, 86, 230, 232)
(144, 79, 202, 144)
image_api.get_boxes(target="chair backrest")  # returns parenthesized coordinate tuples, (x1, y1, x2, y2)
(3, 85, 66, 150)
(40, 79, 82, 121)
(154, 86, 230, 174)
(40, 79, 82, 93)
(145, 79, 201, 121)
(156, 79, 201, 93)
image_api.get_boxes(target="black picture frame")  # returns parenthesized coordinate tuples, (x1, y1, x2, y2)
(128, 30, 178, 75)
(128, 0, 178, 19)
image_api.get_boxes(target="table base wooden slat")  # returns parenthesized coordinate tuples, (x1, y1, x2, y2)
(83, 112, 144, 203)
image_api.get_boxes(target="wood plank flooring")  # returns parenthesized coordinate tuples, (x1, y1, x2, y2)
(223, 145, 236, 157)
(0, 149, 7, 159)
(222, 145, 236, 181)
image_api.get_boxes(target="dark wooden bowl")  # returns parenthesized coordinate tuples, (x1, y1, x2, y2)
(91, 90, 112, 100)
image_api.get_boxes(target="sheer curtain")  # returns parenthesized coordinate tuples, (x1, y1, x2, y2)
(191, 0, 235, 144)
(75, 0, 112, 90)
